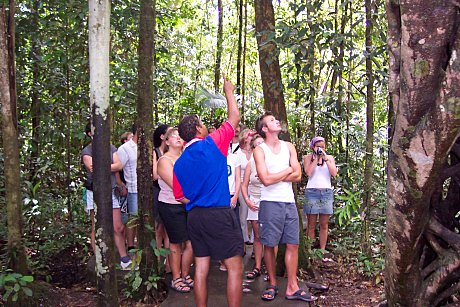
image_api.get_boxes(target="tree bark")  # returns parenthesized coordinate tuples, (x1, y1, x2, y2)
(362, 0, 374, 257)
(254, 0, 287, 123)
(0, 1, 29, 276)
(136, 0, 164, 302)
(88, 0, 119, 305)
(214, 0, 223, 92)
(385, 0, 460, 305)
(29, 0, 41, 187)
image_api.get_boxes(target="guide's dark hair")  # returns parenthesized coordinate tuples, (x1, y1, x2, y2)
(178, 115, 201, 143)
(255, 111, 273, 138)
(153, 124, 170, 148)
(85, 122, 91, 137)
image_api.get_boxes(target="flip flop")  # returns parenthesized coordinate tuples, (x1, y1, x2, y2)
(261, 284, 278, 301)
(285, 289, 316, 302)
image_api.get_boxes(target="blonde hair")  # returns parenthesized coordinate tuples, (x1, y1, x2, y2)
(164, 128, 179, 153)
(239, 128, 256, 150)
(250, 134, 263, 149)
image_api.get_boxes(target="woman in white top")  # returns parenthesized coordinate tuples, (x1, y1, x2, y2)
(241, 134, 264, 279)
(236, 129, 257, 244)
(157, 128, 194, 293)
(303, 136, 338, 251)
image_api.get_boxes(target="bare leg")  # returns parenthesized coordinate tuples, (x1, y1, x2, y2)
(307, 214, 318, 240)
(251, 221, 263, 270)
(319, 214, 331, 250)
(113, 209, 127, 258)
(222, 255, 243, 307)
(169, 243, 182, 280)
(263, 246, 277, 289)
(194, 256, 210, 307)
(181, 240, 194, 278)
(90, 210, 96, 252)
(284, 243, 300, 295)
(127, 217, 136, 248)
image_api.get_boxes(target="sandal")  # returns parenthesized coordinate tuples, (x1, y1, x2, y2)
(246, 267, 261, 280)
(183, 274, 194, 288)
(261, 284, 278, 301)
(285, 289, 316, 302)
(170, 277, 191, 293)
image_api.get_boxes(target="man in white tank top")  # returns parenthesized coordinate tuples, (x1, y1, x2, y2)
(253, 112, 316, 302)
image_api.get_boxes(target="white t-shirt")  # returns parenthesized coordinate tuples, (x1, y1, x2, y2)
(117, 139, 138, 193)
(227, 153, 241, 195)
(235, 148, 250, 181)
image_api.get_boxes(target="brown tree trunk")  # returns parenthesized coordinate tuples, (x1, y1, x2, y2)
(236, 0, 243, 95)
(361, 0, 374, 257)
(136, 0, 164, 302)
(385, 0, 460, 305)
(214, 0, 223, 92)
(30, 0, 41, 187)
(0, 1, 29, 276)
(254, 0, 287, 124)
(241, 0, 248, 123)
(88, 0, 119, 305)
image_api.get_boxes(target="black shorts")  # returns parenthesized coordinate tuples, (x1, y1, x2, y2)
(153, 186, 163, 224)
(187, 206, 244, 260)
(158, 201, 189, 244)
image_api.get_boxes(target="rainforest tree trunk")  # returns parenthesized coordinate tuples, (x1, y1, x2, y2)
(136, 0, 164, 302)
(214, 0, 223, 92)
(385, 0, 460, 305)
(0, 1, 29, 276)
(88, 0, 119, 305)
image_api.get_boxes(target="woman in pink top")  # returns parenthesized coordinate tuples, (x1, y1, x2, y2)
(157, 128, 194, 293)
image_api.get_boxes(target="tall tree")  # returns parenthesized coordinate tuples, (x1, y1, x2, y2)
(254, 0, 311, 274)
(0, 0, 29, 276)
(136, 0, 164, 302)
(385, 0, 460, 305)
(254, 0, 287, 121)
(29, 0, 41, 187)
(88, 0, 118, 305)
(361, 0, 374, 257)
(214, 0, 223, 92)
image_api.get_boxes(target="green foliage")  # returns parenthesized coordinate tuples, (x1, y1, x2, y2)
(123, 241, 168, 299)
(0, 271, 34, 303)
(335, 188, 361, 226)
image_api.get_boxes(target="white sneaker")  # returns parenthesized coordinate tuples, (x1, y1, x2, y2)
(120, 259, 133, 271)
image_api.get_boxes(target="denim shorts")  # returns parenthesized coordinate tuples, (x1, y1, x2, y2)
(303, 188, 334, 215)
(127, 192, 138, 215)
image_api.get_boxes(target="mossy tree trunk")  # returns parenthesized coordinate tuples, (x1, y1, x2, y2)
(88, 0, 119, 305)
(0, 0, 29, 277)
(136, 0, 165, 303)
(385, 0, 460, 305)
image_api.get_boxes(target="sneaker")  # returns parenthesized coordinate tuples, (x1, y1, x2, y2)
(120, 259, 133, 271)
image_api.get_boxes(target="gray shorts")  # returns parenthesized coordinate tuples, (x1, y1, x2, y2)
(258, 201, 299, 247)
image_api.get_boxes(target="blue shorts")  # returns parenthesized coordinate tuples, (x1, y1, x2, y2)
(303, 188, 334, 215)
(127, 192, 138, 215)
(258, 201, 299, 247)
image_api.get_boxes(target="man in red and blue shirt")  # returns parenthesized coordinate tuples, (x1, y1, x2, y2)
(173, 78, 243, 307)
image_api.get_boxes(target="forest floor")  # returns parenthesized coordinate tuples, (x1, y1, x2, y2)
(32, 245, 385, 307)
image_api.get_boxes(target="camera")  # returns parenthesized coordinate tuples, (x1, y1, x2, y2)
(316, 148, 323, 156)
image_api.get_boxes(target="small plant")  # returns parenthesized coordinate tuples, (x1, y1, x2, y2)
(0, 271, 34, 302)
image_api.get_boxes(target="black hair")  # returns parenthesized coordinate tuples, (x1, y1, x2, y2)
(85, 122, 91, 137)
(178, 115, 201, 143)
(153, 124, 170, 148)
(131, 123, 138, 135)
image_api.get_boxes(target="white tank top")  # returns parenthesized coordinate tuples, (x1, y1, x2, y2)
(158, 156, 181, 204)
(306, 161, 332, 189)
(259, 141, 295, 203)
